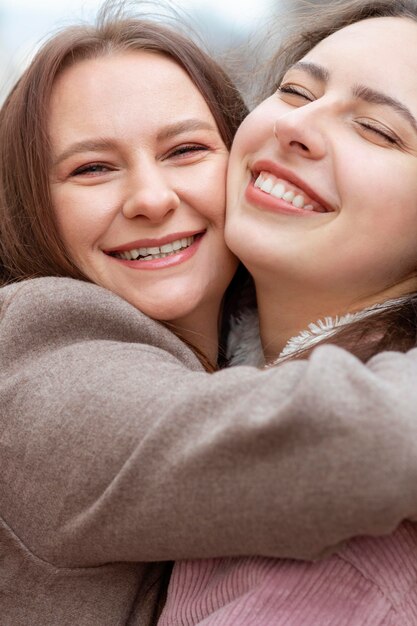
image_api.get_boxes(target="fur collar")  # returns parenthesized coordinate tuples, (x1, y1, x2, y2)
(227, 298, 404, 367)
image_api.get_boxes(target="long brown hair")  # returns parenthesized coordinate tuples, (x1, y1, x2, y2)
(263, 0, 417, 362)
(0, 5, 247, 286)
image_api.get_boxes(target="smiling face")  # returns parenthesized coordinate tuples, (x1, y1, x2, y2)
(49, 51, 237, 339)
(226, 16, 417, 318)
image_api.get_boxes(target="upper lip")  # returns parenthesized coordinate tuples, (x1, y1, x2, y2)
(103, 229, 205, 253)
(251, 159, 335, 212)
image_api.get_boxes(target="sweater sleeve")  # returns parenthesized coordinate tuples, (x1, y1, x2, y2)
(1, 277, 417, 567)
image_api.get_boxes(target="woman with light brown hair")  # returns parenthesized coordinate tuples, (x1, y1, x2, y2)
(1, 2, 417, 625)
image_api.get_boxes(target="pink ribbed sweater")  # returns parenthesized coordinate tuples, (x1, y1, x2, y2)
(159, 522, 417, 625)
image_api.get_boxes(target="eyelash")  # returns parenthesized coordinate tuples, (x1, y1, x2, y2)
(167, 144, 208, 158)
(277, 84, 313, 101)
(356, 121, 399, 146)
(70, 163, 111, 177)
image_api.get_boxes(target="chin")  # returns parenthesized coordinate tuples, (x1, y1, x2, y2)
(128, 295, 203, 325)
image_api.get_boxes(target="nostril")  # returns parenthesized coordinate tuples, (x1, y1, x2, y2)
(289, 140, 309, 152)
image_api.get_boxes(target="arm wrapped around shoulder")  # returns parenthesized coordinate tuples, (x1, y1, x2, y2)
(1, 276, 417, 568)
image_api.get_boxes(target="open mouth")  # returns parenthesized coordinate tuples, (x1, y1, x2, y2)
(253, 170, 330, 214)
(106, 233, 204, 261)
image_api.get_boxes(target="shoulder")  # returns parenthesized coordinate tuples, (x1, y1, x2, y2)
(1, 275, 140, 316)
(0, 276, 152, 337)
(0, 277, 201, 368)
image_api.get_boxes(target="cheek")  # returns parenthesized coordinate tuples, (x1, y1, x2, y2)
(231, 115, 265, 158)
(189, 161, 228, 226)
(231, 99, 280, 156)
(379, 206, 417, 270)
(327, 205, 417, 288)
(50, 188, 78, 247)
(335, 155, 417, 247)
(51, 186, 111, 255)
(227, 109, 276, 193)
(203, 196, 226, 230)
(345, 176, 417, 239)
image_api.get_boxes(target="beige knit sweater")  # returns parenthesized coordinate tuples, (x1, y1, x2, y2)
(1, 277, 417, 625)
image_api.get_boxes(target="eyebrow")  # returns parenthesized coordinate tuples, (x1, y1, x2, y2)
(52, 119, 217, 167)
(156, 119, 216, 141)
(290, 61, 330, 83)
(52, 139, 116, 168)
(288, 61, 417, 134)
(352, 84, 417, 134)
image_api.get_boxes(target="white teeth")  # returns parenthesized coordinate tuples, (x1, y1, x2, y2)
(292, 194, 305, 209)
(255, 171, 321, 212)
(260, 178, 274, 193)
(254, 174, 264, 189)
(282, 190, 295, 202)
(271, 183, 285, 199)
(114, 235, 196, 261)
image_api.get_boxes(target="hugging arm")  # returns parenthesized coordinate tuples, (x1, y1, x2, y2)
(1, 277, 416, 568)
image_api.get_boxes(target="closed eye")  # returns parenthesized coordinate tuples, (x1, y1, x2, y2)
(277, 84, 314, 102)
(356, 120, 401, 147)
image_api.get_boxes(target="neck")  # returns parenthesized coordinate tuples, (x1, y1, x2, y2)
(256, 274, 417, 364)
(257, 287, 333, 364)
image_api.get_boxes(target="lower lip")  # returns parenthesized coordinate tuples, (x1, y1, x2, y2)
(107, 234, 204, 270)
(246, 180, 320, 217)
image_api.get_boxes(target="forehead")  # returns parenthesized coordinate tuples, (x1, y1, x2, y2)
(303, 16, 417, 88)
(48, 51, 213, 141)
(52, 49, 200, 98)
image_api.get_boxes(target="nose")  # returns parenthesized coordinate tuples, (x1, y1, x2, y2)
(122, 164, 180, 223)
(273, 103, 327, 160)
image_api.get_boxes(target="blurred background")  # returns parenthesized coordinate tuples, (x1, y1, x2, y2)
(0, 0, 323, 104)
